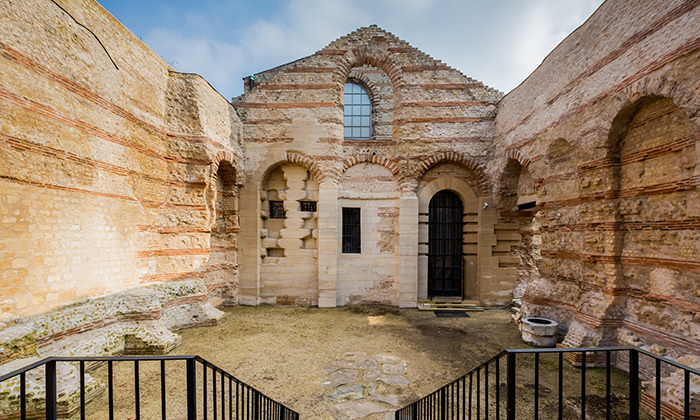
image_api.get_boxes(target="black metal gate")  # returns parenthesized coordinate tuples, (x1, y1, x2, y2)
(428, 190, 463, 298)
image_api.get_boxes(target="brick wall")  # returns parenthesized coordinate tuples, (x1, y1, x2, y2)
(494, 0, 700, 359)
(0, 0, 242, 328)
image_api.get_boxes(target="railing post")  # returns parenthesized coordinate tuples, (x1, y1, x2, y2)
(254, 390, 260, 420)
(629, 349, 639, 420)
(45, 360, 57, 420)
(441, 386, 447, 419)
(506, 352, 516, 420)
(187, 359, 197, 420)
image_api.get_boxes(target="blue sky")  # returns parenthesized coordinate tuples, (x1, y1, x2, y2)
(98, 0, 605, 100)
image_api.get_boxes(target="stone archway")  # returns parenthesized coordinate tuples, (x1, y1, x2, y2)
(418, 171, 479, 301)
(206, 159, 240, 305)
(427, 190, 464, 299)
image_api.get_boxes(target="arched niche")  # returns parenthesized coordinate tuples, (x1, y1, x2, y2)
(259, 162, 319, 305)
(206, 160, 240, 304)
(498, 158, 536, 211)
(609, 96, 698, 341)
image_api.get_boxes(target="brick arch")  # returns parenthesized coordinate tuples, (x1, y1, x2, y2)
(347, 69, 381, 108)
(211, 150, 241, 185)
(340, 154, 400, 177)
(285, 151, 330, 183)
(600, 75, 700, 153)
(415, 152, 491, 197)
(495, 157, 529, 211)
(505, 149, 531, 168)
(335, 47, 406, 90)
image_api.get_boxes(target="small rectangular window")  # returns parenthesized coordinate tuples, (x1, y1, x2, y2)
(269, 201, 285, 219)
(300, 201, 317, 212)
(342, 207, 361, 253)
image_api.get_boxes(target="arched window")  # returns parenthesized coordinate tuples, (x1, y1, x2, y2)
(344, 82, 371, 139)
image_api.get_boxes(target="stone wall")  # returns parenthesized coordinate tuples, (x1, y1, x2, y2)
(494, 0, 700, 360)
(0, 0, 242, 357)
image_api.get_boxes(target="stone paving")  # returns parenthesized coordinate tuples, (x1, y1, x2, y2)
(322, 352, 409, 420)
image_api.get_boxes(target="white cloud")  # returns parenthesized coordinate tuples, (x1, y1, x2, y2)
(144, 28, 245, 98)
(139, 0, 604, 99)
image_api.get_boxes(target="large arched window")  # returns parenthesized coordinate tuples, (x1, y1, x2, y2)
(344, 82, 371, 140)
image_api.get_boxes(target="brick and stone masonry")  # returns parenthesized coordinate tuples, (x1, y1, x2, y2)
(0, 0, 698, 415)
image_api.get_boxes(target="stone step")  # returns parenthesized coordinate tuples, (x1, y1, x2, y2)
(417, 301, 484, 311)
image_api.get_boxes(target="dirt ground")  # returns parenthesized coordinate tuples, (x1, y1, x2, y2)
(178, 305, 526, 418)
(68, 305, 644, 419)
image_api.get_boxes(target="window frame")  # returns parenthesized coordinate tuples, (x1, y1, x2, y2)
(343, 82, 372, 140)
(269, 201, 286, 219)
(300, 201, 317, 212)
(342, 207, 361, 254)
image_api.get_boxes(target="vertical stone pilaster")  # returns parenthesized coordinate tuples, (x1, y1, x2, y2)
(317, 181, 339, 307)
(477, 197, 497, 303)
(398, 192, 419, 308)
(237, 184, 261, 305)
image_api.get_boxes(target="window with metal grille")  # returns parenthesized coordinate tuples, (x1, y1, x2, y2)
(342, 207, 361, 253)
(344, 83, 371, 140)
(300, 201, 317, 212)
(269, 201, 285, 219)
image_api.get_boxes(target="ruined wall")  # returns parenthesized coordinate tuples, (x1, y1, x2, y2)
(0, 0, 243, 357)
(494, 0, 700, 361)
(235, 25, 513, 307)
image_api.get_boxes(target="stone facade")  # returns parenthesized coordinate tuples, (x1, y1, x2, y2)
(0, 0, 698, 386)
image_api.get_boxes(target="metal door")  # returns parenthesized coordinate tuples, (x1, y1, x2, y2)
(428, 190, 463, 298)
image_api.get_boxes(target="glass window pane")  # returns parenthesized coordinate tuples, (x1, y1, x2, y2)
(344, 83, 373, 139)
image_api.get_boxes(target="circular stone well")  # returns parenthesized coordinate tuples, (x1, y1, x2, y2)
(521, 317, 558, 347)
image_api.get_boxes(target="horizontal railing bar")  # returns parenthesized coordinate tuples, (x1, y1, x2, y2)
(506, 346, 633, 354)
(506, 347, 700, 375)
(397, 346, 700, 413)
(0, 359, 52, 382)
(0, 354, 300, 416)
(0, 355, 199, 382)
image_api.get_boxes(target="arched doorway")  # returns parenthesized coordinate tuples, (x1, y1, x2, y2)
(428, 190, 463, 299)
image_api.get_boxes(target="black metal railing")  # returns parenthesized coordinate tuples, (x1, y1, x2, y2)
(0, 355, 299, 420)
(395, 346, 700, 420)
